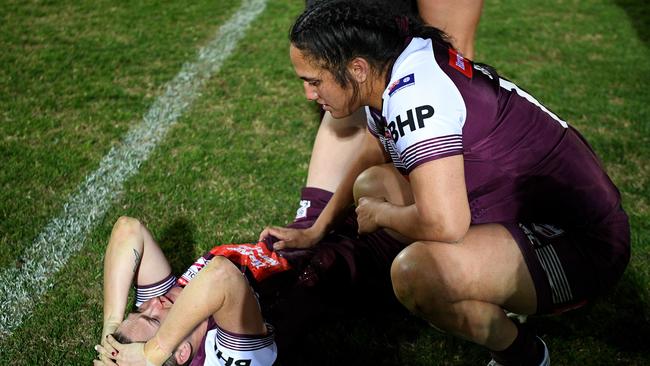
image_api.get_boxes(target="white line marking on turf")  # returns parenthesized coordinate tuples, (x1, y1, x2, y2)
(0, 0, 267, 339)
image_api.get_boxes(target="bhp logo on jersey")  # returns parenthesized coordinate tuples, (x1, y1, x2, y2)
(387, 105, 434, 142)
(215, 349, 251, 366)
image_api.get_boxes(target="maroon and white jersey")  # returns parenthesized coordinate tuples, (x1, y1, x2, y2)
(367, 37, 621, 226)
(191, 318, 276, 366)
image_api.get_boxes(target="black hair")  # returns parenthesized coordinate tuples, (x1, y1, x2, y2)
(111, 331, 133, 344)
(290, 0, 451, 102)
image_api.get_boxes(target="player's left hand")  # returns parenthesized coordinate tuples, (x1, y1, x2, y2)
(355, 196, 387, 234)
(259, 226, 322, 250)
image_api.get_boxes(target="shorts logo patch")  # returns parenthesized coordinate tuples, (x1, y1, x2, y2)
(295, 199, 310, 219)
(533, 223, 565, 238)
(388, 73, 415, 96)
(448, 48, 473, 78)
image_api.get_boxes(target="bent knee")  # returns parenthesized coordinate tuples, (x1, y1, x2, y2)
(390, 242, 432, 302)
(112, 216, 141, 236)
(354, 166, 384, 204)
(354, 164, 408, 205)
(391, 242, 464, 305)
(203, 256, 247, 289)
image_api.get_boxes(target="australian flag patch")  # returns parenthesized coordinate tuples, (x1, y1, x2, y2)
(388, 73, 415, 96)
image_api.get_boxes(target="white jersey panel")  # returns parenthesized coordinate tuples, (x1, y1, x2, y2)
(203, 324, 277, 366)
(381, 38, 466, 173)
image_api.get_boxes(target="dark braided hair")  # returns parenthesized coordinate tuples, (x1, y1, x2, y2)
(291, 0, 451, 101)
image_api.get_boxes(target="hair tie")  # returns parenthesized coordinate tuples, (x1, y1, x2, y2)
(395, 16, 409, 36)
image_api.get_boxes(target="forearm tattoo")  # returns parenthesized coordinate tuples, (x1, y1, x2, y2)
(132, 248, 141, 273)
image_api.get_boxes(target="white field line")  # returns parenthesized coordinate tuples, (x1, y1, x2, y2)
(0, 0, 267, 339)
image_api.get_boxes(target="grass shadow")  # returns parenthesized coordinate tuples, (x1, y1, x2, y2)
(274, 282, 487, 365)
(156, 217, 197, 275)
(614, 0, 650, 49)
(531, 267, 650, 362)
(278, 267, 649, 365)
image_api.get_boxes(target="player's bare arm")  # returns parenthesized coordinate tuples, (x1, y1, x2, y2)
(357, 155, 470, 243)
(99, 217, 172, 363)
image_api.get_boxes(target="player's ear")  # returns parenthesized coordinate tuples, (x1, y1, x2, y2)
(174, 341, 193, 364)
(348, 57, 370, 83)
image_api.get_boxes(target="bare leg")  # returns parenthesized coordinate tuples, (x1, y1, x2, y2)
(353, 165, 537, 351)
(417, 0, 484, 59)
(306, 109, 367, 192)
(353, 163, 414, 243)
(391, 226, 537, 351)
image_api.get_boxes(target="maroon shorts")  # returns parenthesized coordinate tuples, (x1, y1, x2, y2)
(256, 187, 407, 355)
(275, 186, 406, 291)
(504, 206, 630, 314)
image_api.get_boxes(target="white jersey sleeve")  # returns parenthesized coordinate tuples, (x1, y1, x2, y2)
(381, 38, 466, 173)
(203, 323, 277, 366)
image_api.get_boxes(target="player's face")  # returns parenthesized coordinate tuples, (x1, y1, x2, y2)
(290, 45, 357, 118)
(115, 292, 176, 342)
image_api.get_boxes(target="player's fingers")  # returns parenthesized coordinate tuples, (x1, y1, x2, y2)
(94, 344, 117, 362)
(272, 240, 287, 250)
(100, 337, 118, 357)
(105, 334, 123, 354)
(258, 227, 271, 242)
(260, 226, 287, 240)
(94, 354, 117, 366)
(268, 226, 295, 241)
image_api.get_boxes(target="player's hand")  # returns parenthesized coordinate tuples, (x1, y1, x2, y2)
(93, 342, 117, 365)
(101, 321, 120, 342)
(259, 226, 322, 250)
(355, 196, 386, 234)
(93, 355, 117, 366)
(94, 341, 119, 365)
(95, 321, 120, 365)
(103, 335, 158, 366)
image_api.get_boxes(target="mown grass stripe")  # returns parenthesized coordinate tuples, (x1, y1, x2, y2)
(0, 0, 267, 339)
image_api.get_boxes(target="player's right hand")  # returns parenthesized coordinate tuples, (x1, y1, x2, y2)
(96, 321, 120, 365)
(259, 226, 322, 250)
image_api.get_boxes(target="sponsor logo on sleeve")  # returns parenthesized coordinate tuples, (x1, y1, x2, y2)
(387, 105, 435, 142)
(448, 48, 473, 78)
(388, 73, 415, 96)
(178, 257, 209, 286)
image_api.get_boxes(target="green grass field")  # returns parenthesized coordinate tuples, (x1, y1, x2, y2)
(1, 0, 648, 364)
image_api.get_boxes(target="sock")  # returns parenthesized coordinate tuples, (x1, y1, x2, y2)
(490, 322, 544, 366)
